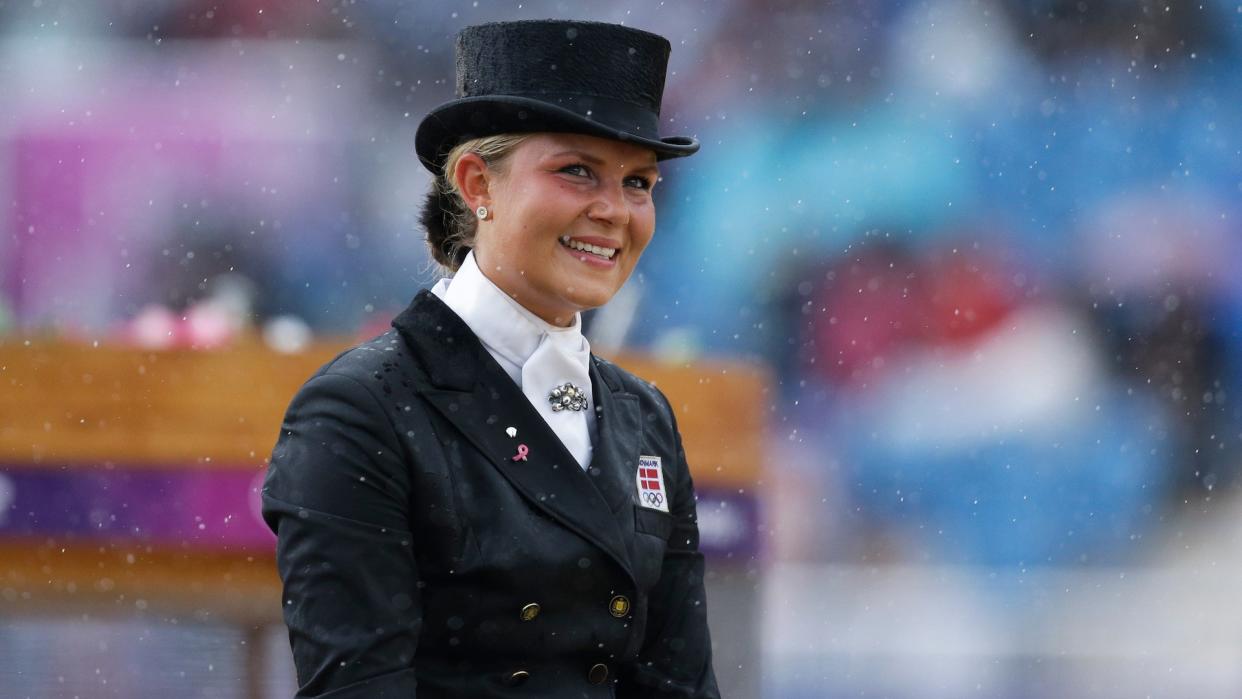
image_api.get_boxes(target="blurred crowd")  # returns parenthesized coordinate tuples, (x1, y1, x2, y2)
(3, 0, 1241, 571)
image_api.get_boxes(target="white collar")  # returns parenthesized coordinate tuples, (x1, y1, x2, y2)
(429, 251, 588, 369)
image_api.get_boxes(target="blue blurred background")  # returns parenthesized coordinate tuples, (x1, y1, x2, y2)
(3, 0, 1241, 697)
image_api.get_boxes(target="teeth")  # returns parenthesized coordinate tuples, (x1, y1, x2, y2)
(559, 236, 617, 259)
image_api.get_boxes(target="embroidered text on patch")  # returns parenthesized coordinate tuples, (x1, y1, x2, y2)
(636, 455, 669, 513)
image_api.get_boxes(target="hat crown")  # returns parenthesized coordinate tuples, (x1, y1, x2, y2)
(455, 20, 671, 115)
(414, 19, 698, 172)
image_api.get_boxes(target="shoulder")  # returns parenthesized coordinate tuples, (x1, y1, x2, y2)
(299, 328, 429, 399)
(311, 329, 412, 385)
(283, 329, 422, 420)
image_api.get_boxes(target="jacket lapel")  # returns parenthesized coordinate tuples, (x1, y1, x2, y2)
(587, 357, 642, 516)
(393, 290, 635, 584)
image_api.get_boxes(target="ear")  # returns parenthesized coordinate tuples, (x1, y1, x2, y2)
(452, 152, 492, 212)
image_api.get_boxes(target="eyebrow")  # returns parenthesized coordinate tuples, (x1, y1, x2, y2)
(551, 149, 660, 177)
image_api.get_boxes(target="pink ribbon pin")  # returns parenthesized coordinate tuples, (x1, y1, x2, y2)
(511, 444, 529, 462)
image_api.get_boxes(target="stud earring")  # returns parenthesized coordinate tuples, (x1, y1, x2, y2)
(476, 206, 489, 220)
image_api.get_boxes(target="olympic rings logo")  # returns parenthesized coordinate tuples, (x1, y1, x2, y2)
(642, 491, 664, 507)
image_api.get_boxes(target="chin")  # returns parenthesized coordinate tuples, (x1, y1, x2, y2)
(555, 272, 617, 301)
(561, 286, 616, 312)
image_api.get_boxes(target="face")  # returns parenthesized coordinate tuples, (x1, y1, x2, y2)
(464, 132, 660, 327)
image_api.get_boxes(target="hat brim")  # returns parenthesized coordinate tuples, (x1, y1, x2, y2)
(415, 95, 699, 173)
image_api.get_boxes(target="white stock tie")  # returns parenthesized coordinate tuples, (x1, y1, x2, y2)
(521, 332, 593, 470)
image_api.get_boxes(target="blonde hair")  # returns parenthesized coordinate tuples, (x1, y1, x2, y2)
(423, 134, 530, 273)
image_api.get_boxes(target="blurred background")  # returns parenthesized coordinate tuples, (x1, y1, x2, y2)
(2, 0, 1242, 697)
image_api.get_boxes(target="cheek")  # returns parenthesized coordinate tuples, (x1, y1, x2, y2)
(518, 187, 579, 236)
(630, 210, 656, 257)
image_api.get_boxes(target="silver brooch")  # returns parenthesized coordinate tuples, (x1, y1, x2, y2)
(549, 382, 588, 412)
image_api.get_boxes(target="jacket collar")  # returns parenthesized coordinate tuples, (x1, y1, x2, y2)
(392, 290, 639, 581)
(392, 289, 478, 391)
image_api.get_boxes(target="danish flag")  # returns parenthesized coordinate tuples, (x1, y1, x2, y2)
(636, 456, 669, 512)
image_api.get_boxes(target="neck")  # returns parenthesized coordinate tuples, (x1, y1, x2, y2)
(510, 295, 577, 329)
(468, 257, 577, 329)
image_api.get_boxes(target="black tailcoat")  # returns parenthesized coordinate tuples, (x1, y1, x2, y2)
(262, 290, 721, 698)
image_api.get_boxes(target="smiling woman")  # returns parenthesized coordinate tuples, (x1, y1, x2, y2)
(261, 18, 720, 699)
(448, 132, 660, 326)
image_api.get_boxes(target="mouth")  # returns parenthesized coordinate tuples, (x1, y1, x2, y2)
(559, 235, 619, 262)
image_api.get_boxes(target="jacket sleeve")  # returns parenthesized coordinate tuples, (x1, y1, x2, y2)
(620, 389, 723, 699)
(261, 371, 420, 698)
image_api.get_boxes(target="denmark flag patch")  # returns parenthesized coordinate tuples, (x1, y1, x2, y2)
(636, 455, 669, 513)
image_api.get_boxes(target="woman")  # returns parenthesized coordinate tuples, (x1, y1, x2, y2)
(262, 19, 720, 698)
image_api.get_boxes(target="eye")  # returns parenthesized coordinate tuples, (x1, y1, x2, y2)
(559, 163, 592, 178)
(625, 175, 654, 191)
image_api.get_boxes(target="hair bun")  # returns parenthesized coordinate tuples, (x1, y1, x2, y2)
(421, 185, 469, 271)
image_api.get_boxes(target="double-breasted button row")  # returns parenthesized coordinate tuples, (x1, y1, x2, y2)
(503, 665, 609, 686)
(521, 598, 628, 621)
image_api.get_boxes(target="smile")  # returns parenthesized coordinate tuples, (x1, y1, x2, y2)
(559, 235, 617, 260)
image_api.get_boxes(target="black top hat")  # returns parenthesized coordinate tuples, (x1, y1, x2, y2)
(415, 20, 700, 173)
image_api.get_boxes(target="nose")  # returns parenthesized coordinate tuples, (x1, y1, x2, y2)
(585, 180, 630, 228)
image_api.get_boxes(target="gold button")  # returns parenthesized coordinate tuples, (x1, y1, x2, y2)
(588, 663, 609, 684)
(520, 603, 540, 622)
(505, 670, 530, 686)
(609, 595, 630, 618)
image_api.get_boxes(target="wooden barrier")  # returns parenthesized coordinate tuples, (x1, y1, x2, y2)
(0, 339, 769, 624)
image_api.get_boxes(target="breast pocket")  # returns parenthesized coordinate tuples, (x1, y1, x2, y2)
(631, 505, 673, 590)
(634, 505, 674, 540)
